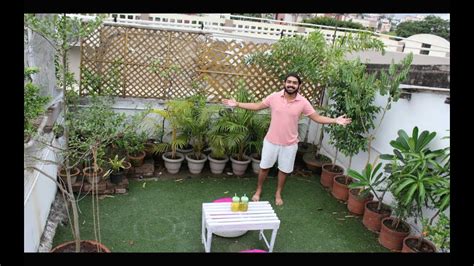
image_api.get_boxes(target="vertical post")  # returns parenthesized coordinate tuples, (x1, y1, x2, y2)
(166, 31, 172, 99)
(79, 27, 85, 96)
(122, 28, 129, 97)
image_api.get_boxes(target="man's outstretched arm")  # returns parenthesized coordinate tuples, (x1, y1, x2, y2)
(308, 112, 352, 126)
(222, 98, 268, 111)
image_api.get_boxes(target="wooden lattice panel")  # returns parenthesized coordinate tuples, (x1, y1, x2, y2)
(80, 24, 324, 106)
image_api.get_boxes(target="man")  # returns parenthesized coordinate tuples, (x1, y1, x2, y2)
(222, 73, 351, 206)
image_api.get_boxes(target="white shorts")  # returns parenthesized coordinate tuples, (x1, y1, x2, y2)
(260, 139, 298, 174)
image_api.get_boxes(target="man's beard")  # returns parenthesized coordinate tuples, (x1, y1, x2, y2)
(284, 86, 299, 95)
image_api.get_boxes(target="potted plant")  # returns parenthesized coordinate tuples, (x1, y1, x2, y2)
(325, 59, 376, 201)
(348, 161, 392, 232)
(214, 82, 256, 175)
(181, 94, 216, 174)
(108, 155, 127, 184)
(414, 213, 449, 252)
(379, 208, 412, 251)
(207, 108, 231, 175)
(57, 165, 81, 186)
(82, 146, 106, 185)
(152, 99, 191, 174)
(248, 111, 270, 174)
(123, 131, 147, 167)
(320, 126, 344, 189)
(381, 127, 449, 252)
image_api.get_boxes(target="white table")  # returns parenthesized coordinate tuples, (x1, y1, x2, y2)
(202, 201, 280, 252)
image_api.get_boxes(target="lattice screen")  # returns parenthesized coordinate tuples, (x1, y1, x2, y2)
(80, 25, 324, 106)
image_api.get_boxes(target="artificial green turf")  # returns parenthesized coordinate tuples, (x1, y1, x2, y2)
(52, 173, 389, 252)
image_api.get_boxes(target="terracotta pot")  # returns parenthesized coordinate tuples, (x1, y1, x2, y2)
(82, 167, 104, 185)
(51, 240, 111, 253)
(320, 164, 343, 189)
(331, 175, 352, 201)
(122, 161, 132, 176)
(362, 201, 392, 232)
(379, 217, 411, 251)
(58, 166, 81, 185)
(127, 150, 146, 167)
(347, 188, 373, 215)
(402, 236, 437, 252)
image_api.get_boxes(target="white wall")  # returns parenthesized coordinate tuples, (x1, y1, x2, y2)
(67, 46, 81, 84)
(404, 34, 450, 57)
(346, 50, 450, 65)
(24, 15, 63, 251)
(24, 134, 63, 252)
(306, 90, 450, 225)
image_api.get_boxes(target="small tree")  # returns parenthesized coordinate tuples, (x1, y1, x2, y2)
(24, 13, 104, 252)
(246, 30, 385, 158)
(325, 59, 379, 175)
(364, 53, 413, 165)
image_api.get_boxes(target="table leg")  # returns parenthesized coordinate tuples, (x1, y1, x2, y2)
(268, 229, 278, 252)
(201, 213, 205, 245)
(259, 229, 264, 240)
(205, 229, 213, 252)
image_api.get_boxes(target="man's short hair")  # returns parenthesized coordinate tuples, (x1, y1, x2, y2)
(284, 73, 302, 85)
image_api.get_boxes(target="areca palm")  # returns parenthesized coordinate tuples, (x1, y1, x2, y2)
(181, 94, 217, 160)
(151, 100, 192, 159)
(213, 83, 256, 161)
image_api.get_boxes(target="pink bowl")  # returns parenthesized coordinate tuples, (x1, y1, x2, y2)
(213, 197, 232, 203)
(240, 249, 267, 253)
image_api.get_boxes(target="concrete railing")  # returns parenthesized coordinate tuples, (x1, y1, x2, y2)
(102, 13, 449, 57)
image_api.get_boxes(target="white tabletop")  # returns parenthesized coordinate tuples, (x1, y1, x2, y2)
(203, 201, 280, 231)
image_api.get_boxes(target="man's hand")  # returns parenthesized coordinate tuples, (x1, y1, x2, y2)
(335, 114, 352, 126)
(222, 98, 238, 107)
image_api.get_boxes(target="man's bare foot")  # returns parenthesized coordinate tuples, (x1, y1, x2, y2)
(275, 196, 284, 206)
(252, 193, 260, 202)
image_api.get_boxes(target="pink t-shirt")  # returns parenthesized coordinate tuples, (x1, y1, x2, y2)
(262, 90, 316, 145)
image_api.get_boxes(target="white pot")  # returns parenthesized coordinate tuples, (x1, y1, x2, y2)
(208, 155, 229, 174)
(251, 153, 261, 174)
(185, 154, 207, 174)
(230, 154, 251, 176)
(162, 152, 184, 174)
